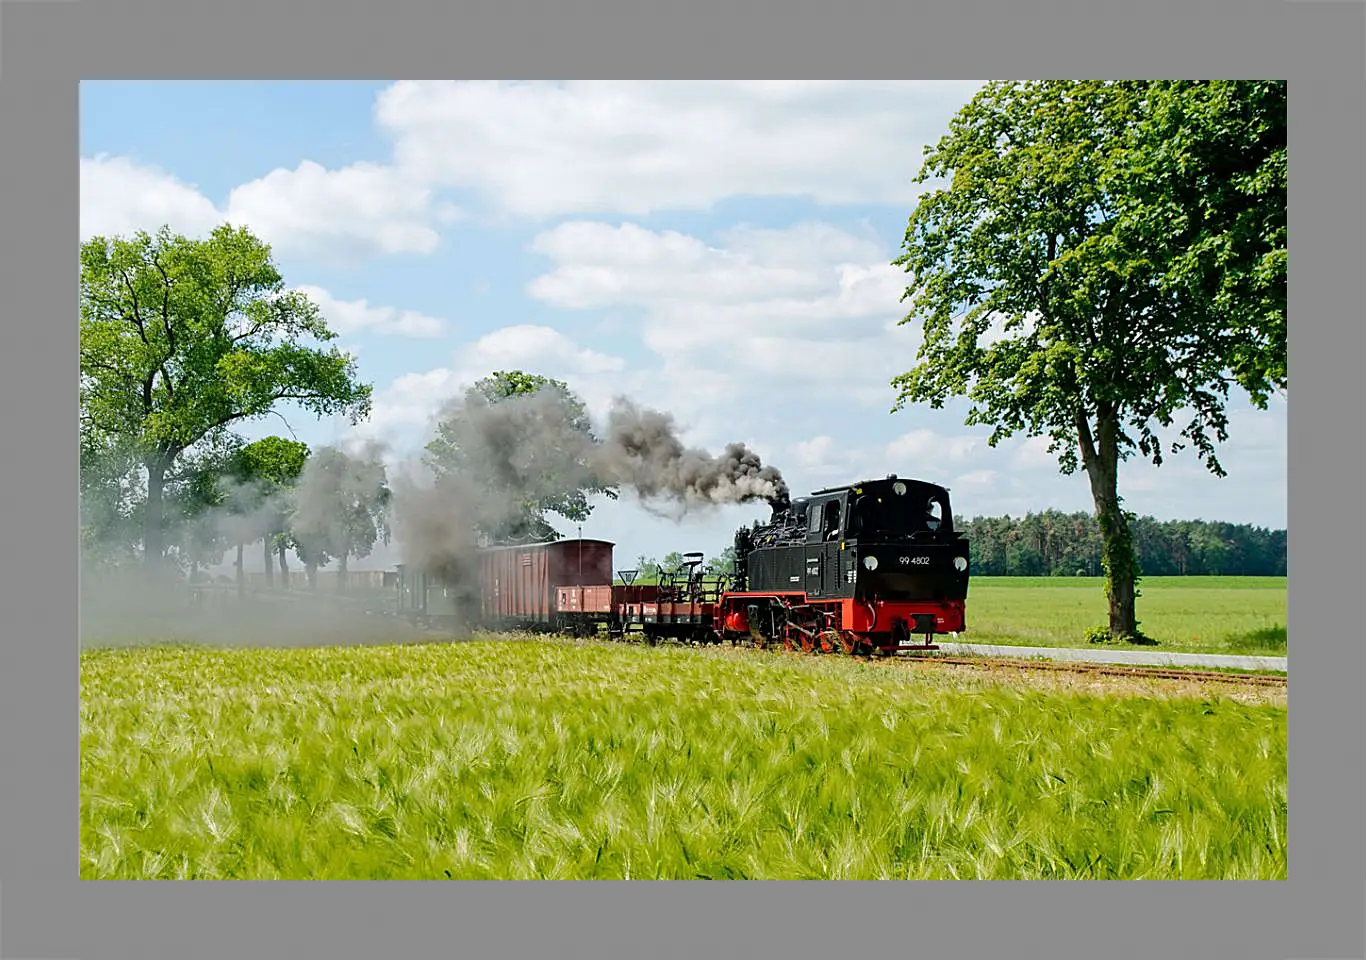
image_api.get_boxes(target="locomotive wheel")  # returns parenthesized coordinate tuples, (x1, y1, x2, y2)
(825, 630, 856, 656)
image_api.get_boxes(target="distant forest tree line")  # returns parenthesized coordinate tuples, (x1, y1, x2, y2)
(951, 511, 1286, 578)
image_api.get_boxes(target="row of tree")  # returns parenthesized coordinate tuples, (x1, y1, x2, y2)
(80, 224, 377, 585)
(81, 427, 393, 591)
(625, 549, 739, 584)
(953, 512, 1286, 578)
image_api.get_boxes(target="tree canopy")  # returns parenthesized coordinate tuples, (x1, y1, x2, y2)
(704, 546, 738, 578)
(228, 435, 312, 585)
(79, 224, 372, 576)
(423, 370, 617, 544)
(891, 80, 1286, 640)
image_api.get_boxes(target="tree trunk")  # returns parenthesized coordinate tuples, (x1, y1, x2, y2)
(236, 542, 245, 599)
(338, 554, 348, 593)
(1076, 408, 1140, 640)
(263, 537, 275, 587)
(306, 562, 318, 591)
(278, 542, 290, 589)
(144, 459, 167, 580)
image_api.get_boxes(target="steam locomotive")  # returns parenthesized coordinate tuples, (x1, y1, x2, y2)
(394, 474, 970, 656)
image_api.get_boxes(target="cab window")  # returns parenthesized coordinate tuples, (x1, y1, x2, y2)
(823, 500, 841, 538)
(925, 498, 943, 531)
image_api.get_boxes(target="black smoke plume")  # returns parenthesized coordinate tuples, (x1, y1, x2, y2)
(597, 398, 790, 514)
(392, 388, 789, 611)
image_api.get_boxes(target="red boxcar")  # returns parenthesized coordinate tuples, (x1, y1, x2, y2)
(478, 539, 614, 629)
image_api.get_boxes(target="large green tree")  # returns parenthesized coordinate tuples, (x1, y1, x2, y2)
(424, 370, 616, 544)
(891, 81, 1286, 641)
(80, 224, 372, 578)
(705, 545, 738, 579)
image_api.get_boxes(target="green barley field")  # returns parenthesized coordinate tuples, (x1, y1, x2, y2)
(964, 576, 1287, 654)
(80, 636, 1287, 880)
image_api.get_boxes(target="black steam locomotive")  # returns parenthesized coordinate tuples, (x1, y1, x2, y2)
(723, 474, 970, 653)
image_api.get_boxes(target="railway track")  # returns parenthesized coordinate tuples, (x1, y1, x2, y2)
(397, 615, 1287, 688)
(599, 632, 1288, 687)
(895, 653, 1287, 687)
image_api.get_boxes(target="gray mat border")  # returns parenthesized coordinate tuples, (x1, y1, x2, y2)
(1, 0, 1359, 957)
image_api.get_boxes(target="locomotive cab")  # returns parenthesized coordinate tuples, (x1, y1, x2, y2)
(841, 478, 969, 609)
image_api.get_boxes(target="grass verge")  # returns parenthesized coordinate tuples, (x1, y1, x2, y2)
(964, 576, 1286, 655)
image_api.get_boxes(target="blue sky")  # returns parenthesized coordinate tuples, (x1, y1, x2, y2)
(79, 81, 1287, 573)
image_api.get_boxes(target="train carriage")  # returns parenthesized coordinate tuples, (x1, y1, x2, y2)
(479, 538, 615, 631)
(397, 539, 616, 633)
(606, 554, 728, 645)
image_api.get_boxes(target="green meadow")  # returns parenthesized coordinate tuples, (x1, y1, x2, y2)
(81, 637, 1287, 880)
(962, 576, 1287, 655)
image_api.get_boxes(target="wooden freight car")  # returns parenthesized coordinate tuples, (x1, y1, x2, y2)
(395, 539, 616, 634)
(480, 539, 615, 632)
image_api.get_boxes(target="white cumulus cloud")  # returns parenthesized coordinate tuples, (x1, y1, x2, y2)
(526, 218, 919, 419)
(374, 80, 985, 217)
(294, 285, 447, 338)
(225, 160, 441, 259)
(80, 155, 441, 262)
(82, 82, 984, 262)
(794, 435, 837, 469)
(354, 325, 630, 449)
(80, 155, 223, 241)
(886, 429, 979, 463)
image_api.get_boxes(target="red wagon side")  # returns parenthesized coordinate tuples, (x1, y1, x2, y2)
(479, 539, 615, 631)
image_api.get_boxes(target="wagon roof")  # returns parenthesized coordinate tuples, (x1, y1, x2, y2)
(479, 538, 616, 553)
